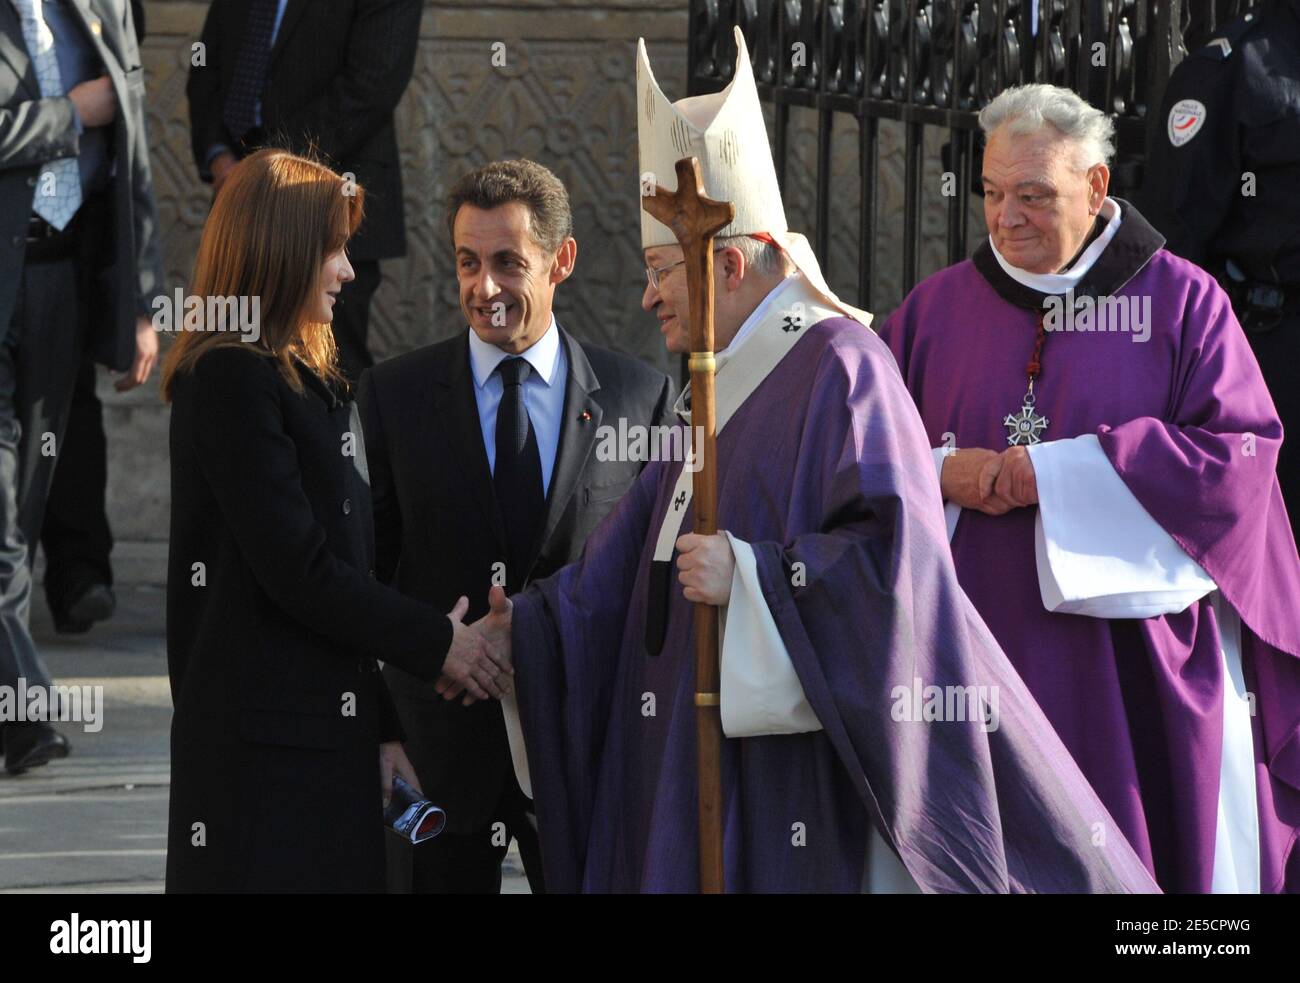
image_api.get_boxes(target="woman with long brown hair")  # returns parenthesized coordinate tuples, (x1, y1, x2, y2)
(162, 150, 511, 892)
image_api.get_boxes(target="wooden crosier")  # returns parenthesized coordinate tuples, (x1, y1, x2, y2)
(641, 157, 734, 895)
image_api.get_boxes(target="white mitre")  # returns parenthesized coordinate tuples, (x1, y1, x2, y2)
(637, 26, 872, 329)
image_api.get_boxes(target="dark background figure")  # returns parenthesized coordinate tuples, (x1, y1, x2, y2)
(38, 0, 147, 637)
(40, 354, 116, 633)
(185, 0, 422, 385)
(1140, 0, 1300, 541)
(0, 0, 164, 773)
(358, 160, 676, 893)
(1181, 0, 1256, 48)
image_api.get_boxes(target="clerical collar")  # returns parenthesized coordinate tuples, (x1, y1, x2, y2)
(672, 273, 802, 419)
(1062, 210, 1111, 270)
(972, 197, 1166, 311)
(989, 198, 1121, 293)
(467, 313, 562, 389)
(722, 272, 802, 357)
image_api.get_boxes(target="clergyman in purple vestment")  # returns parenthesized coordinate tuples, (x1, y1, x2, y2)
(502, 286, 1158, 893)
(464, 35, 1160, 895)
(878, 84, 1300, 893)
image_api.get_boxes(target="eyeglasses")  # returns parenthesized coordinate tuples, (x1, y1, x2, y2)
(645, 248, 725, 291)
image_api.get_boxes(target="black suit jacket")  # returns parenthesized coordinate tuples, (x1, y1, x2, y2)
(357, 326, 675, 833)
(165, 346, 448, 891)
(0, 0, 164, 370)
(185, 0, 420, 261)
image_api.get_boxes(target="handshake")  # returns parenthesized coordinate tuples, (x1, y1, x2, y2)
(436, 586, 514, 705)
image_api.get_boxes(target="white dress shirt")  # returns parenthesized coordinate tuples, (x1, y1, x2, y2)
(466, 314, 568, 495)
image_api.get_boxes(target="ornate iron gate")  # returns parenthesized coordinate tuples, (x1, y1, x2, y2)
(686, 0, 1250, 310)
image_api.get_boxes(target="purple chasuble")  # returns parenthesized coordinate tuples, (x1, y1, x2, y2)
(511, 314, 1159, 893)
(878, 199, 1300, 893)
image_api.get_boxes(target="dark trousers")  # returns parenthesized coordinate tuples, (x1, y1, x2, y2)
(333, 259, 381, 387)
(411, 779, 546, 894)
(40, 352, 113, 615)
(1245, 314, 1300, 544)
(0, 253, 88, 692)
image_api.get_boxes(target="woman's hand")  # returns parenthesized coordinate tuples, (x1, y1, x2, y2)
(441, 595, 513, 701)
(437, 588, 514, 707)
(380, 741, 421, 808)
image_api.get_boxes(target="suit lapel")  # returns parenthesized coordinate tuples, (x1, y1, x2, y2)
(268, 0, 308, 68)
(3, 2, 126, 127)
(528, 326, 603, 574)
(293, 359, 342, 408)
(65, 0, 127, 114)
(435, 332, 509, 556)
(2, 1, 119, 94)
(1, 1, 39, 98)
(347, 401, 376, 561)
(71, 0, 119, 67)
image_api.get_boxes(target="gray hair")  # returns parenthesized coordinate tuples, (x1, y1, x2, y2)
(978, 84, 1115, 170)
(717, 234, 791, 279)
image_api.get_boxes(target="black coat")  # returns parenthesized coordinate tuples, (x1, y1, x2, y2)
(185, 0, 421, 261)
(165, 346, 449, 892)
(357, 327, 675, 834)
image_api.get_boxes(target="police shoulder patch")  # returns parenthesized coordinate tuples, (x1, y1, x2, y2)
(1167, 99, 1207, 147)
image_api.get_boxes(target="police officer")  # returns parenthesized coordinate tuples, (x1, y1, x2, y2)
(1141, 0, 1300, 541)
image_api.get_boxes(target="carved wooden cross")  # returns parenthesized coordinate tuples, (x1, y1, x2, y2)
(641, 157, 734, 895)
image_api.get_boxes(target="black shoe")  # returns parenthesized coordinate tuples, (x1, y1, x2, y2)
(54, 582, 116, 635)
(3, 722, 70, 775)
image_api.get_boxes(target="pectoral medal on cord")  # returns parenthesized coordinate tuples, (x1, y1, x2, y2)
(1004, 309, 1050, 446)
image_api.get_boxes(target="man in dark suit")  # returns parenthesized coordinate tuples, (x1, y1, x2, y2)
(358, 159, 675, 893)
(38, 0, 144, 637)
(0, 0, 163, 772)
(186, 0, 420, 383)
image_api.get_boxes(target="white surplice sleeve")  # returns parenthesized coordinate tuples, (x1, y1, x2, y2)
(1026, 434, 1216, 618)
(932, 446, 962, 542)
(1027, 435, 1260, 890)
(502, 691, 532, 799)
(717, 531, 823, 738)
